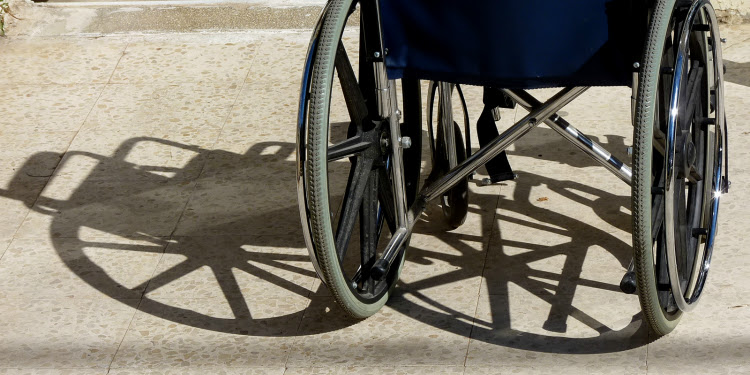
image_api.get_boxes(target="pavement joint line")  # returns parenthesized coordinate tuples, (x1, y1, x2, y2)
(194, 30, 261, 181)
(463, 190, 502, 367)
(0, 62, 117, 247)
(105, 282, 160, 372)
(79, 46, 166, 372)
(0, 240, 11, 264)
(285, 294, 313, 369)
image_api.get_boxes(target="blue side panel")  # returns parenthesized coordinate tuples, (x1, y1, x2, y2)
(380, 0, 647, 88)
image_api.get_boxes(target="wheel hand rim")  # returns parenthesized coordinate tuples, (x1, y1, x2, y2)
(663, 0, 724, 312)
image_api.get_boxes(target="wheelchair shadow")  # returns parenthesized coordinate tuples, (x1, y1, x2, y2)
(389, 169, 648, 354)
(725, 59, 750, 87)
(505, 126, 631, 171)
(0, 136, 354, 336)
(0, 134, 648, 352)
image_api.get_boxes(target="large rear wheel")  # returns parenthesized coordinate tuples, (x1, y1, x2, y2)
(632, 0, 725, 336)
(297, 0, 422, 318)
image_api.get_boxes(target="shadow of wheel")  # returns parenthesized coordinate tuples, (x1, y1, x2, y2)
(13, 138, 353, 336)
(388, 172, 650, 354)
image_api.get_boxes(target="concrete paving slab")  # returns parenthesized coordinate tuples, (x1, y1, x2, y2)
(110, 369, 284, 375)
(0, 84, 105, 132)
(288, 292, 476, 367)
(0, 8, 748, 374)
(466, 284, 647, 373)
(110, 41, 258, 84)
(0, 38, 126, 84)
(0, 236, 165, 299)
(0, 298, 138, 369)
(144, 235, 318, 299)
(0, 369, 108, 374)
(110, 294, 308, 368)
(284, 366, 465, 375)
(15, 177, 197, 239)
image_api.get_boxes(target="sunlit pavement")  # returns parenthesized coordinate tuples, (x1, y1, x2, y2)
(0, 13, 749, 375)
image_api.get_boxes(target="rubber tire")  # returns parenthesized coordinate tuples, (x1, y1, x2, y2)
(305, 0, 419, 318)
(632, 0, 683, 336)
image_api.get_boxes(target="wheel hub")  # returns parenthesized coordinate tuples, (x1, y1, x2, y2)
(676, 133, 698, 180)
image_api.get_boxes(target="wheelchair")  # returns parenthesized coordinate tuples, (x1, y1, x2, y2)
(296, 0, 729, 336)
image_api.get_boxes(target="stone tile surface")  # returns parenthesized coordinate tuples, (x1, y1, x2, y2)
(0, 131, 77, 239)
(173, 176, 301, 237)
(110, 369, 283, 375)
(0, 84, 104, 132)
(466, 284, 647, 373)
(0, 38, 127, 84)
(288, 292, 477, 367)
(16, 178, 195, 239)
(110, 295, 308, 368)
(0, 131, 76, 178)
(0, 298, 137, 369)
(0, 236, 165, 299)
(647, 291, 750, 374)
(0, 176, 49, 240)
(110, 41, 258, 84)
(144, 236, 317, 300)
(0, 24, 748, 375)
(245, 35, 308, 84)
(56, 128, 219, 182)
(81, 83, 240, 132)
(284, 367, 465, 375)
(0, 370, 107, 375)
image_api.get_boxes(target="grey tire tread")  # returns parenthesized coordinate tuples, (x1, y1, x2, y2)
(306, 0, 396, 318)
(632, 0, 682, 336)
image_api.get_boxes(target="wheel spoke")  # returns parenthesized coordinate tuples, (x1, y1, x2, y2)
(335, 156, 375, 262)
(359, 169, 380, 293)
(328, 135, 371, 161)
(377, 166, 397, 233)
(653, 131, 668, 157)
(652, 192, 665, 242)
(681, 64, 704, 131)
(675, 179, 690, 288)
(335, 43, 368, 130)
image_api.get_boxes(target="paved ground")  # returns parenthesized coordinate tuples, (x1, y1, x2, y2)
(0, 14, 748, 375)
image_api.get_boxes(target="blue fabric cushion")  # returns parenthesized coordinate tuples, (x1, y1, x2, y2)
(380, 0, 648, 88)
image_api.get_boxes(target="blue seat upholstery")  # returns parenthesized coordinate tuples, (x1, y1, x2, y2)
(380, 0, 648, 88)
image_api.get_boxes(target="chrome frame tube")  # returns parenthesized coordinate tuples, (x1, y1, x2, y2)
(503, 89, 633, 185)
(374, 77, 410, 276)
(374, 62, 391, 117)
(386, 79, 409, 228)
(373, 58, 407, 228)
(377, 87, 587, 277)
(664, 0, 724, 312)
(376, 227, 409, 277)
(420, 86, 589, 203)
